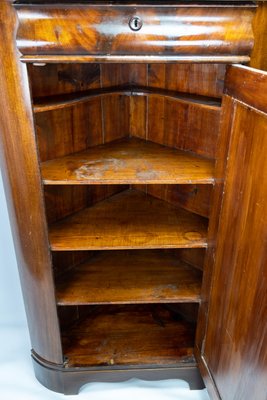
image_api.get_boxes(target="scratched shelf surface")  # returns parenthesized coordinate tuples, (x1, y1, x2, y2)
(41, 137, 215, 185)
(62, 304, 196, 368)
(56, 250, 202, 305)
(49, 189, 208, 250)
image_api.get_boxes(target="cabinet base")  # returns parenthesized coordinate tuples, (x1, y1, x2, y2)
(32, 353, 205, 395)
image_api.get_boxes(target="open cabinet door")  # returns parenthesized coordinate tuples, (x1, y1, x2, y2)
(202, 65, 267, 400)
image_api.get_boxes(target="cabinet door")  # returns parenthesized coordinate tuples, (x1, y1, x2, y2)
(203, 65, 267, 400)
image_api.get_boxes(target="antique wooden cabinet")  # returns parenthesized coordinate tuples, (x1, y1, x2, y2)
(0, 1, 266, 399)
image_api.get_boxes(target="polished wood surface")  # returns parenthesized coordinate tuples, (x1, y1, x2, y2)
(41, 137, 215, 185)
(56, 250, 202, 305)
(203, 66, 267, 400)
(250, 2, 267, 71)
(62, 305, 196, 367)
(49, 189, 208, 250)
(0, 0, 63, 364)
(15, 4, 255, 62)
(225, 64, 267, 114)
(195, 94, 237, 393)
(22, 54, 253, 64)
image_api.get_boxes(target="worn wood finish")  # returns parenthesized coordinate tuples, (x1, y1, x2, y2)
(30, 63, 222, 166)
(41, 137, 215, 185)
(0, 0, 63, 364)
(1, 0, 263, 396)
(22, 54, 252, 64)
(32, 358, 204, 396)
(225, 65, 267, 114)
(33, 86, 221, 113)
(61, 304, 196, 367)
(203, 66, 267, 400)
(15, 4, 255, 61)
(49, 189, 208, 251)
(56, 250, 202, 305)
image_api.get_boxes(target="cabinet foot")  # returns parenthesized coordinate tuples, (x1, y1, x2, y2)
(32, 352, 205, 395)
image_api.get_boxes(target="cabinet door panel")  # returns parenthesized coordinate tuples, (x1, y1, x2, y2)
(203, 65, 267, 400)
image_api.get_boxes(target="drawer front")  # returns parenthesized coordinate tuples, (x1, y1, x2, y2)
(15, 4, 255, 61)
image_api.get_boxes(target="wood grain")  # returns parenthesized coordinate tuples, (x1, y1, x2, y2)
(62, 304, 196, 367)
(44, 185, 127, 224)
(146, 184, 212, 218)
(15, 4, 255, 60)
(148, 64, 226, 98)
(56, 250, 202, 305)
(28, 63, 101, 97)
(195, 95, 236, 360)
(35, 100, 104, 162)
(147, 98, 220, 159)
(33, 86, 221, 113)
(225, 65, 267, 114)
(0, 0, 63, 364)
(204, 66, 267, 400)
(49, 189, 208, 251)
(250, 2, 267, 71)
(41, 137, 215, 185)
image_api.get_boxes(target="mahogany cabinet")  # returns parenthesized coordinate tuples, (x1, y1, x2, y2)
(0, 1, 266, 399)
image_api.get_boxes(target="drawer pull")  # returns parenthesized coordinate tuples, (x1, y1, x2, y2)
(129, 16, 143, 31)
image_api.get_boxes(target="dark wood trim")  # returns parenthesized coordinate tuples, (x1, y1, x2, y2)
(32, 352, 204, 395)
(195, 347, 221, 400)
(33, 86, 221, 113)
(0, 0, 63, 364)
(225, 65, 267, 113)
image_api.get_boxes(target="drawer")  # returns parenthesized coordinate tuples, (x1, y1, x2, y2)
(15, 3, 255, 63)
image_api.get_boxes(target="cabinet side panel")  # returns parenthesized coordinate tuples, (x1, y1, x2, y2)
(250, 2, 267, 71)
(203, 71, 267, 399)
(0, 1, 63, 364)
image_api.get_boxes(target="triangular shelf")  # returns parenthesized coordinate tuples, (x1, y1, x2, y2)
(42, 137, 215, 185)
(49, 188, 208, 251)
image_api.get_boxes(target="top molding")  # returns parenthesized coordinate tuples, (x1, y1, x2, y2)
(15, 3, 256, 63)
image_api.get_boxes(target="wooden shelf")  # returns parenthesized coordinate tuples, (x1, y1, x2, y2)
(49, 189, 208, 250)
(41, 138, 215, 185)
(56, 250, 202, 305)
(33, 86, 221, 113)
(62, 305, 196, 368)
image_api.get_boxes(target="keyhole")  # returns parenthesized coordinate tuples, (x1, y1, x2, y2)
(129, 16, 143, 31)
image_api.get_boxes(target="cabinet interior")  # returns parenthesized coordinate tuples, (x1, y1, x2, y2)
(28, 62, 223, 369)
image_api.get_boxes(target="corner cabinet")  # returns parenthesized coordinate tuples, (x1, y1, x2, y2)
(0, 1, 266, 398)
